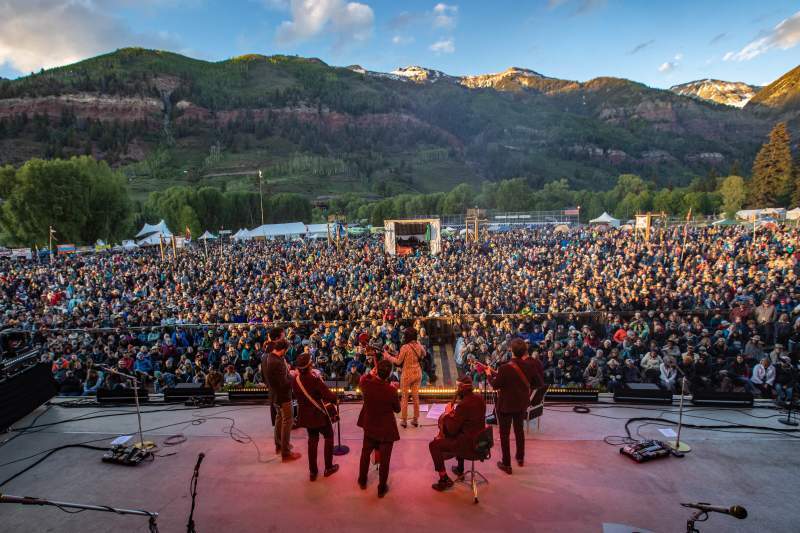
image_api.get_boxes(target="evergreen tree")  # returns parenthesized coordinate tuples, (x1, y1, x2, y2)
(750, 122, 792, 207)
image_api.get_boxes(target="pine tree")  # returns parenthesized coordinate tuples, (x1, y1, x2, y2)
(751, 122, 792, 207)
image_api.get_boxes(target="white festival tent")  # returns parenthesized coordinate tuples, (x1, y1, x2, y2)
(198, 231, 218, 241)
(245, 222, 307, 240)
(232, 228, 251, 241)
(135, 220, 173, 238)
(137, 233, 169, 247)
(786, 208, 800, 221)
(305, 223, 329, 239)
(589, 212, 620, 228)
(735, 208, 786, 221)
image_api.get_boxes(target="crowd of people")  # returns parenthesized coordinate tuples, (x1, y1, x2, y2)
(0, 223, 798, 403)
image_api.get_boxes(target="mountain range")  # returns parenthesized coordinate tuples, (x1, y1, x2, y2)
(0, 48, 797, 200)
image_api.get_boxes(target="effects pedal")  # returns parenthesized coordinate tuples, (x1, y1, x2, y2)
(619, 440, 672, 463)
(102, 444, 151, 466)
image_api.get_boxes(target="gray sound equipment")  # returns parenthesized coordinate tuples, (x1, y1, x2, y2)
(691, 390, 753, 407)
(164, 383, 215, 403)
(0, 363, 58, 431)
(97, 387, 150, 405)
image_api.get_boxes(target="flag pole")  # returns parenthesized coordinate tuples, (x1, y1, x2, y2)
(171, 235, 177, 260)
(159, 235, 165, 261)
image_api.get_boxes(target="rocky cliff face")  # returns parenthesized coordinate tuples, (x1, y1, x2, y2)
(670, 79, 759, 108)
(0, 93, 162, 122)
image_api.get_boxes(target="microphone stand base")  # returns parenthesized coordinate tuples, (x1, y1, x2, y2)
(667, 440, 691, 452)
(332, 445, 350, 455)
(777, 418, 798, 426)
(134, 441, 157, 450)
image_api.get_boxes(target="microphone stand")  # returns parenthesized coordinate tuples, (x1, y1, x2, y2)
(0, 493, 159, 533)
(100, 365, 153, 450)
(778, 372, 798, 426)
(668, 369, 691, 453)
(332, 370, 349, 456)
(186, 452, 204, 533)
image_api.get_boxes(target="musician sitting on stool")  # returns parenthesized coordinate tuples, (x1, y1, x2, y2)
(429, 375, 486, 491)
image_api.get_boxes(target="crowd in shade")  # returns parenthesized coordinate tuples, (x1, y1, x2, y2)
(0, 224, 799, 403)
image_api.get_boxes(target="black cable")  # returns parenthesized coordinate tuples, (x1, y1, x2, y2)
(0, 444, 108, 488)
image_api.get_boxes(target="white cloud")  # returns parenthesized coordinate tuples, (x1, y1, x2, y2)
(724, 10, 800, 61)
(657, 52, 682, 74)
(432, 3, 458, 29)
(276, 0, 374, 47)
(0, 0, 180, 74)
(658, 61, 676, 73)
(429, 37, 455, 54)
(392, 35, 414, 45)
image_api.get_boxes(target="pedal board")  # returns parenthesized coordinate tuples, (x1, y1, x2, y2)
(619, 440, 672, 463)
(102, 445, 151, 466)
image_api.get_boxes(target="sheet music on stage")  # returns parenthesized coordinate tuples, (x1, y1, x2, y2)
(426, 404, 445, 419)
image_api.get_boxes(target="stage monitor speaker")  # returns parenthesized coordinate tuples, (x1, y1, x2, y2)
(691, 390, 753, 408)
(0, 363, 58, 431)
(545, 387, 599, 402)
(228, 386, 270, 402)
(97, 387, 150, 405)
(614, 383, 673, 405)
(164, 384, 214, 403)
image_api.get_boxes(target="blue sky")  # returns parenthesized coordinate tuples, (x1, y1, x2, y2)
(0, 1, 798, 88)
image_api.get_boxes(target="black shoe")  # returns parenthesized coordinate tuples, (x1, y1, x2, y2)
(497, 461, 512, 475)
(411, 420, 419, 427)
(517, 459, 524, 467)
(324, 464, 339, 477)
(451, 466, 464, 477)
(358, 479, 367, 490)
(432, 477, 454, 491)
(400, 421, 407, 428)
(378, 485, 389, 498)
(310, 472, 318, 481)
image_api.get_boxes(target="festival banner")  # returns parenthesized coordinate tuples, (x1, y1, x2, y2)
(56, 244, 76, 255)
(11, 248, 32, 259)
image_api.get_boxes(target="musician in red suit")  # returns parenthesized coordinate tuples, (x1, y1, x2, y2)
(429, 375, 487, 491)
(290, 353, 339, 481)
(486, 338, 542, 474)
(357, 359, 400, 498)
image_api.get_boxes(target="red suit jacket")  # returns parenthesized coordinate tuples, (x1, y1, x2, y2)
(291, 372, 338, 429)
(489, 358, 537, 414)
(442, 391, 486, 457)
(357, 373, 400, 442)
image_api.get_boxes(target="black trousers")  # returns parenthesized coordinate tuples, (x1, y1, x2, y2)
(429, 437, 465, 473)
(358, 436, 394, 489)
(306, 423, 334, 475)
(497, 411, 526, 466)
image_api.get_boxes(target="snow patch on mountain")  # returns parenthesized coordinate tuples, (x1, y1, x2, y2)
(669, 79, 760, 108)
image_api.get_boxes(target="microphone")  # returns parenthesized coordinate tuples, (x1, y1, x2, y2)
(681, 503, 747, 519)
(194, 452, 205, 475)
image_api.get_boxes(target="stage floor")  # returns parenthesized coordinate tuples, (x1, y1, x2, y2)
(0, 398, 797, 533)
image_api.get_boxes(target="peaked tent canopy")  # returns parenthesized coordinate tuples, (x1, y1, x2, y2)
(246, 222, 307, 239)
(198, 231, 218, 241)
(135, 220, 172, 238)
(232, 228, 250, 241)
(589, 212, 620, 228)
